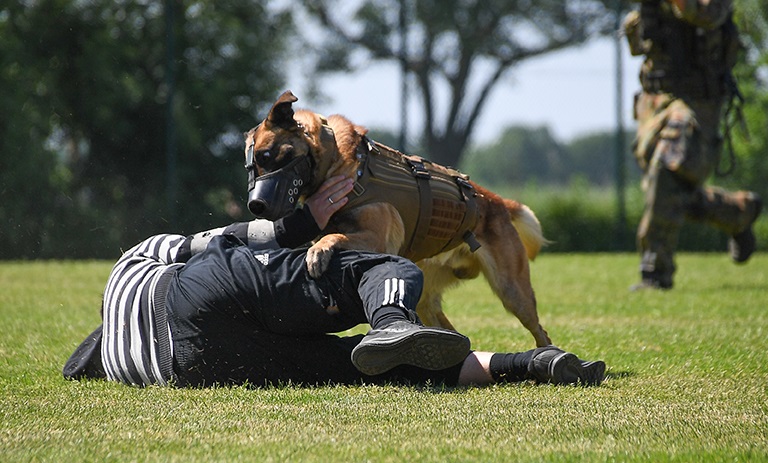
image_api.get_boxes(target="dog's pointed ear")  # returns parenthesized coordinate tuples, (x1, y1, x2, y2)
(267, 91, 299, 129)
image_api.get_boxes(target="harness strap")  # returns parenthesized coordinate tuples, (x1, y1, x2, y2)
(453, 176, 481, 252)
(351, 140, 369, 198)
(718, 74, 747, 178)
(404, 155, 433, 260)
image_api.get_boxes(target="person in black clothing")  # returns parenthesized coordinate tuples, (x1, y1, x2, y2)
(65, 176, 606, 388)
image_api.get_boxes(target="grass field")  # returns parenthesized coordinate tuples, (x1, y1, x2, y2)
(1, 253, 766, 462)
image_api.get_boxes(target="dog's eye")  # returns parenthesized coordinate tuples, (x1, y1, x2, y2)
(255, 150, 272, 165)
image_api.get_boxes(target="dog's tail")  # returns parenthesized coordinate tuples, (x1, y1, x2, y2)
(504, 199, 548, 261)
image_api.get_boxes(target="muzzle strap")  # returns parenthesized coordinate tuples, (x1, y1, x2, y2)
(246, 155, 313, 220)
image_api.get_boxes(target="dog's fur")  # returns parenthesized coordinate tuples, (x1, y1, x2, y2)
(244, 91, 551, 346)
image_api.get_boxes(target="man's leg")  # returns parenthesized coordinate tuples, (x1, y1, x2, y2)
(687, 187, 762, 263)
(459, 350, 606, 387)
(170, 327, 466, 388)
(633, 97, 713, 290)
(325, 251, 471, 376)
(635, 162, 687, 290)
(679, 99, 762, 263)
(171, 244, 372, 336)
(169, 247, 469, 383)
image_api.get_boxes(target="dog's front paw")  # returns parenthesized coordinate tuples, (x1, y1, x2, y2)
(306, 244, 335, 278)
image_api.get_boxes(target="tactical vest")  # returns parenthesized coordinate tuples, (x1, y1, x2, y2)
(343, 138, 480, 262)
(625, 1, 740, 100)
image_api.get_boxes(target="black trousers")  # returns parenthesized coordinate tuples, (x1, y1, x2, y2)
(165, 236, 463, 387)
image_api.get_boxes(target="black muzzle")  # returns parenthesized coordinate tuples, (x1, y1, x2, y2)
(246, 155, 312, 220)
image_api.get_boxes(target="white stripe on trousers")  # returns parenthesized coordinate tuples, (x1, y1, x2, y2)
(382, 277, 405, 308)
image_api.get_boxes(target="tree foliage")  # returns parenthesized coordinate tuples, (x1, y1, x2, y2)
(460, 126, 568, 185)
(0, 0, 292, 258)
(300, 0, 617, 167)
(567, 130, 638, 186)
(460, 126, 637, 188)
(725, 0, 768, 200)
(1, 1, 764, 259)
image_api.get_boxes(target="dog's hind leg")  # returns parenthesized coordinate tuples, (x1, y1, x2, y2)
(415, 247, 481, 330)
(415, 259, 460, 329)
(415, 289, 454, 329)
(475, 229, 551, 347)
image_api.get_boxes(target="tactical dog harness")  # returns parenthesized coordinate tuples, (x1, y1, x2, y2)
(343, 137, 480, 262)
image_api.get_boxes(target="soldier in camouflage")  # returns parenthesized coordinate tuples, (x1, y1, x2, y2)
(624, 0, 762, 290)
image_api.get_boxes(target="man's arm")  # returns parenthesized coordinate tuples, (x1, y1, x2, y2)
(175, 175, 354, 262)
(180, 219, 286, 259)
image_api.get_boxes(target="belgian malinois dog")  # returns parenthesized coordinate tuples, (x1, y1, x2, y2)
(244, 91, 551, 346)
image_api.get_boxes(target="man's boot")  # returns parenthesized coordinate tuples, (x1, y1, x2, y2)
(630, 270, 673, 291)
(527, 346, 606, 386)
(730, 194, 762, 264)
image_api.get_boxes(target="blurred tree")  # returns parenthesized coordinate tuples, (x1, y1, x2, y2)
(0, 3, 61, 259)
(0, 0, 292, 258)
(726, 0, 768, 200)
(566, 130, 637, 186)
(300, 0, 617, 167)
(460, 126, 568, 187)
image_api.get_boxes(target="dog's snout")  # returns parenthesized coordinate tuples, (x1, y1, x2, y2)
(248, 199, 268, 216)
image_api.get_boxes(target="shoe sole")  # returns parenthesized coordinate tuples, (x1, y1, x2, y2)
(580, 360, 607, 386)
(351, 328, 471, 376)
(550, 353, 606, 386)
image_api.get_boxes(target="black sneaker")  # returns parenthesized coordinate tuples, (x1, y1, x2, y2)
(730, 194, 762, 264)
(351, 321, 471, 376)
(528, 346, 606, 386)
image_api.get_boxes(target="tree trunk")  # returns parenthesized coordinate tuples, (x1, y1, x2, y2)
(426, 132, 467, 168)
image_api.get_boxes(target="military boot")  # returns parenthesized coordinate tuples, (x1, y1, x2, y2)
(527, 346, 606, 386)
(630, 270, 673, 291)
(730, 194, 762, 264)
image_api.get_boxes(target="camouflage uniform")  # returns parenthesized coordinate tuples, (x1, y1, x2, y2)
(625, 0, 762, 289)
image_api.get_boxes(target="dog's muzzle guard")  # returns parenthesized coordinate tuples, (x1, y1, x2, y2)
(246, 154, 312, 221)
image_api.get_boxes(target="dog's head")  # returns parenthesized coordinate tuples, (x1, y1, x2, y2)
(243, 91, 325, 220)
(244, 91, 368, 220)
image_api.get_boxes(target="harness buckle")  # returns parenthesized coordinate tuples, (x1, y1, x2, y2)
(455, 176, 473, 190)
(463, 231, 482, 252)
(406, 157, 431, 180)
(352, 181, 366, 197)
(366, 138, 380, 155)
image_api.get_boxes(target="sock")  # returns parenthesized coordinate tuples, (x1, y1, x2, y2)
(489, 351, 534, 383)
(369, 305, 412, 330)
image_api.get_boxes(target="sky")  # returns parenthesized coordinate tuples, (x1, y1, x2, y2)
(284, 36, 645, 147)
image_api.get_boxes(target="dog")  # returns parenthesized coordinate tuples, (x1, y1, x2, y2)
(243, 91, 551, 347)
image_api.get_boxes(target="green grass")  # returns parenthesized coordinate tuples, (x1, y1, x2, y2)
(1, 254, 767, 462)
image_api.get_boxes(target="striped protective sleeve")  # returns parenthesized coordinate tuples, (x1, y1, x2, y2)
(180, 220, 278, 259)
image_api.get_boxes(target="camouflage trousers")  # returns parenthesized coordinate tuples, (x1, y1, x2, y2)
(632, 92, 756, 285)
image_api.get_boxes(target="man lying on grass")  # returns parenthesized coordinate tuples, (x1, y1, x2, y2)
(64, 176, 606, 388)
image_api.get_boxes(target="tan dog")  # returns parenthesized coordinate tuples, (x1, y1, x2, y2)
(244, 91, 551, 347)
